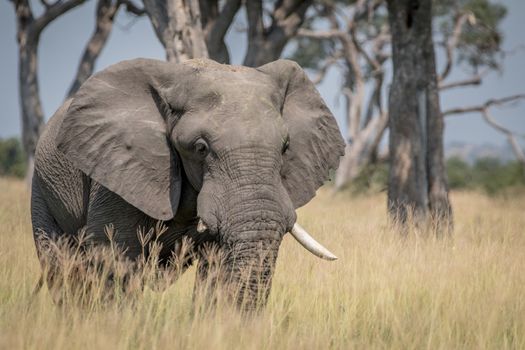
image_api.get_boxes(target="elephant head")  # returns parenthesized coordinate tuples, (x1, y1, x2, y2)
(56, 58, 345, 310)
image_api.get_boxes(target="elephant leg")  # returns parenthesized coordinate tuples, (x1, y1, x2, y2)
(85, 181, 157, 260)
(31, 177, 71, 303)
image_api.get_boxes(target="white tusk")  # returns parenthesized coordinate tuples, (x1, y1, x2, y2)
(290, 223, 338, 261)
(197, 219, 208, 233)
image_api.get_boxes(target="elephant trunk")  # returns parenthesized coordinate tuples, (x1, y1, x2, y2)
(222, 236, 280, 310)
(218, 181, 291, 310)
(197, 168, 295, 310)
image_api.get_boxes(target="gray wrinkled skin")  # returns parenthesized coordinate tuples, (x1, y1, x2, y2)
(31, 58, 345, 310)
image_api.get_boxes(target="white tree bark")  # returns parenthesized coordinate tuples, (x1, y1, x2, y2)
(143, 0, 209, 62)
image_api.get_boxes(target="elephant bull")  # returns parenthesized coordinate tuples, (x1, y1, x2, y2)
(31, 58, 344, 310)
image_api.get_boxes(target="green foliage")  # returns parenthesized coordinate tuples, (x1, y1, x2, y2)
(290, 36, 334, 70)
(290, 0, 507, 76)
(446, 156, 473, 189)
(345, 157, 524, 196)
(446, 157, 525, 195)
(346, 162, 389, 195)
(435, 0, 507, 71)
(0, 138, 27, 178)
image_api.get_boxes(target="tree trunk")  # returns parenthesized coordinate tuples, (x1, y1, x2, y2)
(143, 0, 208, 62)
(12, 0, 86, 182)
(334, 111, 388, 190)
(19, 40, 45, 163)
(15, 1, 45, 184)
(386, 0, 452, 232)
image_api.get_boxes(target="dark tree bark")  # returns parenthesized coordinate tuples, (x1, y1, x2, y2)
(386, 0, 453, 232)
(142, 0, 209, 62)
(11, 0, 87, 180)
(244, 0, 312, 67)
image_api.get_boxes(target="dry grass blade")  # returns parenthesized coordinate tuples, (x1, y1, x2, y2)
(0, 177, 524, 349)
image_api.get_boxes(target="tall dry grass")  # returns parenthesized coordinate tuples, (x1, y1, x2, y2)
(0, 176, 524, 349)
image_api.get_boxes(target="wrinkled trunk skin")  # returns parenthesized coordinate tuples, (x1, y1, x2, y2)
(195, 217, 282, 311)
(194, 148, 295, 311)
(215, 236, 280, 311)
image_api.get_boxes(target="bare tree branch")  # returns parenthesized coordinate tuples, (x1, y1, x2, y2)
(334, 110, 388, 190)
(310, 54, 341, 85)
(199, 0, 241, 63)
(300, 0, 391, 190)
(243, 0, 312, 67)
(443, 94, 525, 116)
(33, 0, 87, 35)
(438, 12, 469, 81)
(296, 28, 343, 39)
(120, 0, 146, 15)
(482, 109, 525, 168)
(363, 73, 384, 126)
(40, 0, 53, 10)
(443, 94, 525, 168)
(206, 0, 240, 47)
(67, 0, 121, 98)
(439, 75, 482, 90)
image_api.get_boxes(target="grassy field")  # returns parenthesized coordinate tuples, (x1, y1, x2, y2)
(0, 177, 524, 349)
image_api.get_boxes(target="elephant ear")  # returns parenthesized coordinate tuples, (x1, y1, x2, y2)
(57, 58, 186, 221)
(258, 60, 345, 208)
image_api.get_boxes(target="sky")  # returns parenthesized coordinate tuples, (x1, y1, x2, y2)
(0, 0, 524, 150)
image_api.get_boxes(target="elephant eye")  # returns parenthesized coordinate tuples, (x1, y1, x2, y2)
(194, 138, 209, 157)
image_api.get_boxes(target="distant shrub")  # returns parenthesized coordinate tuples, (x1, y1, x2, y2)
(0, 138, 27, 178)
(347, 162, 389, 195)
(346, 156, 524, 196)
(446, 156, 525, 195)
(446, 157, 473, 189)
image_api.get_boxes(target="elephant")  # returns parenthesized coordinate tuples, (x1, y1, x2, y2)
(30, 58, 345, 310)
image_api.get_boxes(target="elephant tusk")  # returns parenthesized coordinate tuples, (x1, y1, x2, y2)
(289, 223, 338, 261)
(197, 219, 208, 233)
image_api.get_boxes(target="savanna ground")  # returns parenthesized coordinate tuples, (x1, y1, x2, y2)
(0, 177, 524, 349)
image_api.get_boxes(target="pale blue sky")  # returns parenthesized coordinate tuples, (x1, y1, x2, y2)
(0, 0, 524, 149)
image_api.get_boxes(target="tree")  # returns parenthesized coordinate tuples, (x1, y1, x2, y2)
(200, 0, 242, 63)
(143, 0, 313, 66)
(293, 0, 390, 190)
(443, 94, 525, 173)
(289, 0, 515, 191)
(11, 0, 87, 179)
(243, 0, 312, 67)
(386, 0, 452, 230)
(68, 0, 146, 97)
(142, 0, 209, 62)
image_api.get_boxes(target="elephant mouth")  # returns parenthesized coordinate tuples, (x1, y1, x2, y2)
(196, 218, 338, 261)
